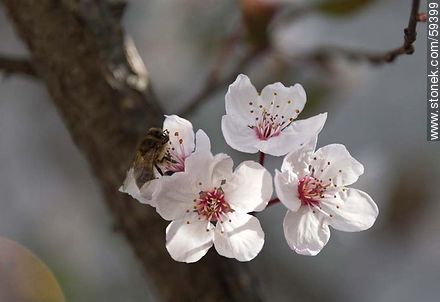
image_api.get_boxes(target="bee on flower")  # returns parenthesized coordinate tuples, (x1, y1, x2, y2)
(120, 115, 210, 206)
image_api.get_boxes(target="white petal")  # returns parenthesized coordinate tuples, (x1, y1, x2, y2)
(119, 168, 140, 197)
(193, 129, 211, 155)
(181, 129, 213, 177)
(283, 207, 330, 256)
(210, 154, 234, 188)
(163, 115, 195, 157)
(221, 115, 260, 154)
(258, 113, 327, 156)
(260, 82, 306, 119)
(184, 149, 233, 190)
(324, 188, 378, 232)
(225, 74, 259, 120)
(274, 170, 301, 212)
(214, 212, 264, 261)
(155, 172, 197, 221)
(312, 144, 364, 186)
(281, 136, 317, 177)
(184, 133, 214, 176)
(166, 214, 214, 263)
(223, 161, 273, 213)
(119, 168, 156, 206)
(139, 178, 160, 205)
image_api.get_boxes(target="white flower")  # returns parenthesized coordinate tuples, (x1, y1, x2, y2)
(221, 74, 327, 156)
(274, 138, 378, 256)
(119, 115, 210, 206)
(155, 145, 273, 263)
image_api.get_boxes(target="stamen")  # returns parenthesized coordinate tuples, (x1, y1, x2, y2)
(298, 176, 333, 207)
(195, 187, 233, 222)
(158, 137, 188, 174)
(250, 97, 300, 140)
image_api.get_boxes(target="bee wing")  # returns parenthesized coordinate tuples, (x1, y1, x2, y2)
(132, 150, 156, 188)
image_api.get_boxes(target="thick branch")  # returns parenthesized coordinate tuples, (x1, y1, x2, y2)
(0, 55, 37, 77)
(1, 1, 262, 301)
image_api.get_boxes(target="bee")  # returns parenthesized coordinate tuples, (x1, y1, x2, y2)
(132, 128, 170, 188)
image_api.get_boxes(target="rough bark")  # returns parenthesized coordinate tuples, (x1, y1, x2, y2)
(1, 1, 262, 301)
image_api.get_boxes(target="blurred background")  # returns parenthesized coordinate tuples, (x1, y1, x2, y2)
(0, 0, 439, 301)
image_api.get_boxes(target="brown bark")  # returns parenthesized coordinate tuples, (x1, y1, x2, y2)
(1, 0, 262, 301)
(0, 55, 36, 77)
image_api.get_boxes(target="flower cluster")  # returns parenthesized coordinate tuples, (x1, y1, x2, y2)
(120, 74, 378, 263)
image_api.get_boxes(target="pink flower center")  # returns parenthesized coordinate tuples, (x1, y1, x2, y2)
(195, 188, 232, 222)
(254, 111, 283, 140)
(246, 94, 302, 141)
(248, 109, 296, 141)
(298, 176, 330, 207)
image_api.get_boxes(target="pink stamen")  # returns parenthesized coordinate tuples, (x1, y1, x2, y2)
(254, 112, 282, 140)
(195, 188, 232, 222)
(161, 137, 188, 173)
(297, 176, 330, 207)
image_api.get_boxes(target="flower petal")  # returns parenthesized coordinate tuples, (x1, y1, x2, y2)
(139, 178, 160, 205)
(312, 144, 364, 186)
(184, 132, 214, 175)
(184, 148, 233, 190)
(225, 74, 259, 120)
(260, 82, 306, 120)
(182, 129, 213, 178)
(283, 207, 330, 256)
(258, 113, 327, 156)
(166, 214, 214, 263)
(221, 115, 260, 154)
(274, 170, 301, 212)
(214, 212, 264, 261)
(210, 154, 234, 188)
(281, 136, 317, 177)
(193, 129, 211, 155)
(155, 172, 197, 221)
(324, 188, 378, 232)
(163, 115, 195, 157)
(119, 168, 156, 206)
(223, 161, 273, 213)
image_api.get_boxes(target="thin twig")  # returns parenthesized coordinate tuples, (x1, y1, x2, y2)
(177, 20, 244, 116)
(0, 55, 37, 77)
(179, 46, 265, 116)
(259, 152, 265, 166)
(204, 20, 244, 90)
(292, 0, 421, 65)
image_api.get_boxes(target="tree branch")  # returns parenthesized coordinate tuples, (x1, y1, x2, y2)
(180, 46, 265, 116)
(1, 0, 262, 301)
(0, 55, 37, 77)
(181, 0, 422, 116)
(292, 0, 421, 65)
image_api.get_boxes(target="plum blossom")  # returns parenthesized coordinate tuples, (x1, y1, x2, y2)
(155, 143, 273, 263)
(274, 138, 378, 255)
(221, 74, 327, 156)
(119, 115, 210, 206)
